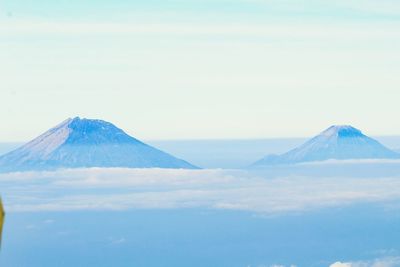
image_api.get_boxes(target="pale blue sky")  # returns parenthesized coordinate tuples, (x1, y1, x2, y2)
(1, 0, 400, 141)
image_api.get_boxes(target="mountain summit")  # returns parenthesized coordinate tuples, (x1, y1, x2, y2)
(252, 125, 400, 166)
(0, 117, 197, 172)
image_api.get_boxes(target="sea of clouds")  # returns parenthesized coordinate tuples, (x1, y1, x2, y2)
(1, 164, 400, 267)
(1, 165, 400, 214)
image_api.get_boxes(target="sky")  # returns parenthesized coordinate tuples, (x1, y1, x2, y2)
(1, 0, 400, 141)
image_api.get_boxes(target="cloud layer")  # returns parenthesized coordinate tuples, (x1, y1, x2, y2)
(1, 167, 400, 213)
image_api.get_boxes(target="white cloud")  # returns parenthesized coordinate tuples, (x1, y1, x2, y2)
(1, 167, 400, 213)
(330, 257, 400, 267)
(109, 237, 126, 245)
(331, 262, 353, 267)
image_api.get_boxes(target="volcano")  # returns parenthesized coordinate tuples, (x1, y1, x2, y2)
(0, 117, 198, 172)
(252, 125, 400, 166)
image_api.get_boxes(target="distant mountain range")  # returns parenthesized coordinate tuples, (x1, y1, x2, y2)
(252, 125, 400, 167)
(0, 117, 197, 172)
(1, 121, 399, 172)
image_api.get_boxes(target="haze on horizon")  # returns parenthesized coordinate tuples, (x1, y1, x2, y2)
(1, 0, 400, 141)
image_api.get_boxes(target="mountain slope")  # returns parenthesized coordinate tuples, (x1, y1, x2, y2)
(0, 117, 198, 172)
(252, 125, 400, 166)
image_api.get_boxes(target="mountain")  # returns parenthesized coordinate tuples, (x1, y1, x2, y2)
(0, 117, 198, 172)
(252, 125, 400, 166)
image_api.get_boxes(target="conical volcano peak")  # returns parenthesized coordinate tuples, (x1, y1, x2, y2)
(68, 117, 116, 128)
(321, 125, 363, 138)
(253, 125, 400, 166)
(61, 117, 140, 145)
(0, 117, 197, 172)
(68, 117, 122, 132)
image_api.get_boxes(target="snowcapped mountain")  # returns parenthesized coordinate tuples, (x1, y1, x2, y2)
(0, 117, 198, 172)
(252, 125, 400, 166)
